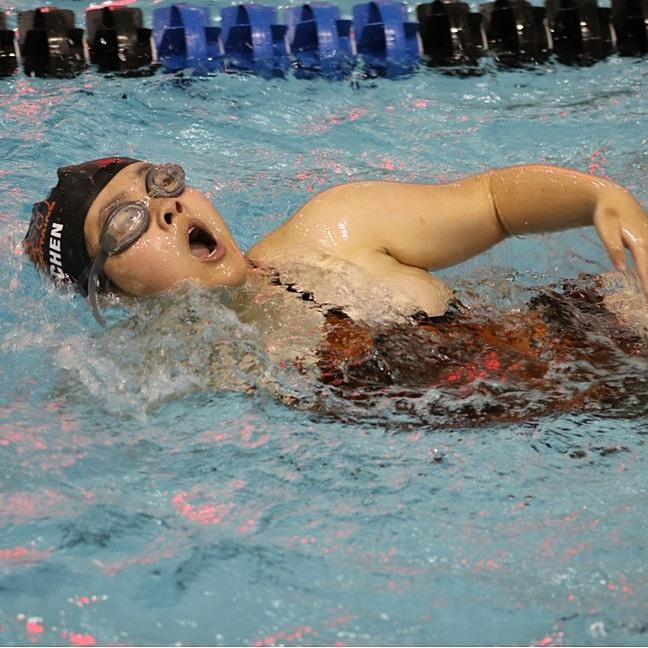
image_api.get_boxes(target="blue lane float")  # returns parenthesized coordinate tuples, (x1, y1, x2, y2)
(153, 4, 222, 73)
(18, 7, 87, 77)
(352, 0, 420, 76)
(86, 6, 153, 73)
(0, 11, 18, 77)
(220, 4, 289, 75)
(285, 3, 353, 79)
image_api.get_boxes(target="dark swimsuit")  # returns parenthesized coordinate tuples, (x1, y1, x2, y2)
(310, 277, 647, 426)
(265, 262, 646, 424)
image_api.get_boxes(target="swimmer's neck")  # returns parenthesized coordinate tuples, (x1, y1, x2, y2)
(242, 258, 275, 282)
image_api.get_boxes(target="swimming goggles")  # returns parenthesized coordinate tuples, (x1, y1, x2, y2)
(87, 163, 186, 326)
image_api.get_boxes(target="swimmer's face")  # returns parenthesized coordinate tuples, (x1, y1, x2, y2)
(84, 162, 247, 295)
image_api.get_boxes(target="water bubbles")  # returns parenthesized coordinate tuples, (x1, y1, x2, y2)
(589, 620, 607, 639)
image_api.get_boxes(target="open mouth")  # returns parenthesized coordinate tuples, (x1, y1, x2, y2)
(188, 225, 222, 261)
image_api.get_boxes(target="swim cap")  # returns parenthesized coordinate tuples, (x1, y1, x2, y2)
(24, 157, 140, 293)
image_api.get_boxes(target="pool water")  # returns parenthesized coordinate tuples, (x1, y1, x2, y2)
(1, 0, 648, 645)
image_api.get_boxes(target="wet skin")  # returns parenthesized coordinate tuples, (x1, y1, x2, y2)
(84, 162, 648, 316)
(77, 162, 648, 425)
(84, 162, 248, 295)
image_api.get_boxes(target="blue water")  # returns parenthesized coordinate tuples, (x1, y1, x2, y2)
(1, 1, 648, 645)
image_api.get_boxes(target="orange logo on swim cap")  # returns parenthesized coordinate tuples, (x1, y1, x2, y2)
(24, 199, 56, 271)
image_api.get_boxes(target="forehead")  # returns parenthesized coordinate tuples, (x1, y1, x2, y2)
(99, 162, 151, 201)
(86, 161, 151, 230)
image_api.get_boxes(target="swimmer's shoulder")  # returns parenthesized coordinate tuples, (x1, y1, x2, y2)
(247, 182, 372, 265)
(246, 181, 453, 319)
(247, 180, 422, 266)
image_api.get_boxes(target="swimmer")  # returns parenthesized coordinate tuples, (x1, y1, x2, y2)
(23, 159, 648, 425)
(24, 158, 648, 322)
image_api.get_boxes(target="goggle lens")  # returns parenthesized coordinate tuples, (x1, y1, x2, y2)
(101, 202, 150, 255)
(146, 164, 185, 198)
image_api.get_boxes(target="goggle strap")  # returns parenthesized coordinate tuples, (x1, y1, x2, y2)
(87, 250, 109, 327)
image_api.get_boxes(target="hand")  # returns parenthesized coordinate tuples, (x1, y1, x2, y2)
(593, 190, 648, 297)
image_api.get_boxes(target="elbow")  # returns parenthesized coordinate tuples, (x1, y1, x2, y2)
(485, 172, 510, 238)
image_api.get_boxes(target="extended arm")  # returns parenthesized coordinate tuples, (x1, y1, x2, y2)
(285, 164, 648, 287)
(247, 164, 648, 315)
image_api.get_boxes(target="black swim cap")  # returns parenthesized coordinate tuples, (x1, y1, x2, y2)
(24, 157, 140, 293)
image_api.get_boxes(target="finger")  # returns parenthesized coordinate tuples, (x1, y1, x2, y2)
(621, 229, 648, 297)
(594, 216, 627, 271)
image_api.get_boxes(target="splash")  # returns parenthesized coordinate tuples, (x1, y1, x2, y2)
(12, 266, 648, 430)
(251, 251, 429, 324)
(54, 288, 305, 417)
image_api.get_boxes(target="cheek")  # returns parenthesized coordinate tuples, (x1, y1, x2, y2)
(105, 233, 190, 295)
(102, 230, 248, 294)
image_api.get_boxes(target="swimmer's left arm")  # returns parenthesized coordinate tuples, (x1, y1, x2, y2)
(249, 164, 648, 315)
(286, 164, 648, 293)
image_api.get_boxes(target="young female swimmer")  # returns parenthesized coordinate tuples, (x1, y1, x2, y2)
(24, 157, 648, 325)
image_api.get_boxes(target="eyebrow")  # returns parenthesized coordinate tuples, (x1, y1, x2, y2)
(136, 164, 151, 180)
(98, 165, 151, 222)
(111, 191, 128, 203)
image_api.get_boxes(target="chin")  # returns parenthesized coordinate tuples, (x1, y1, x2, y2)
(219, 262, 248, 287)
(198, 260, 248, 288)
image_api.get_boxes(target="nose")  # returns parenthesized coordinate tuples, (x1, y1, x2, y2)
(156, 198, 185, 230)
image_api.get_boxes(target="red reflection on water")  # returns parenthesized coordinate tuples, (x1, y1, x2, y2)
(326, 614, 353, 628)
(252, 614, 353, 646)
(67, 594, 108, 611)
(588, 148, 609, 176)
(0, 424, 47, 450)
(304, 106, 369, 134)
(61, 631, 96, 646)
(618, 574, 636, 597)
(0, 545, 52, 564)
(562, 541, 589, 560)
(240, 422, 270, 449)
(25, 621, 43, 635)
(0, 489, 69, 526)
(196, 415, 270, 449)
(172, 491, 233, 525)
(93, 547, 175, 577)
(171, 479, 246, 525)
(236, 514, 259, 535)
(1, 81, 90, 145)
(254, 624, 315, 647)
